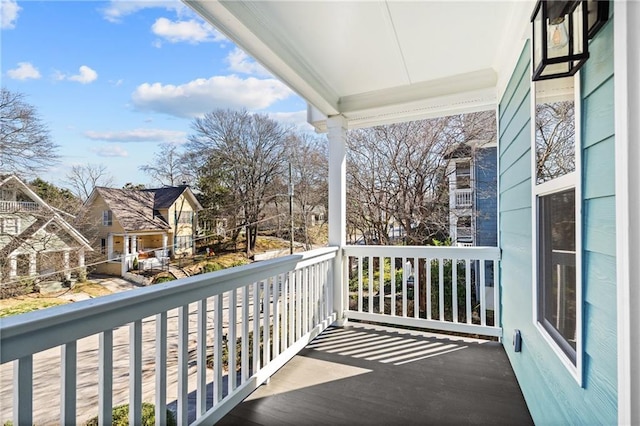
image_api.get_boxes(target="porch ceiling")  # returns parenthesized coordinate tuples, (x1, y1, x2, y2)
(185, 0, 534, 129)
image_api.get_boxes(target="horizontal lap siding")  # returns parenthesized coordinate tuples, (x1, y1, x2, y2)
(499, 17, 617, 424)
(580, 16, 617, 422)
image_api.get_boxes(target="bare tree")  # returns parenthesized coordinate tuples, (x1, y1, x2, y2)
(186, 109, 288, 253)
(535, 101, 575, 184)
(0, 88, 59, 176)
(65, 164, 115, 201)
(288, 132, 328, 249)
(346, 112, 496, 246)
(139, 143, 191, 186)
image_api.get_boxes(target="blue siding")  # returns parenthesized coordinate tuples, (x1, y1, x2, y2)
(475, 146, 497, 247)
(499, 17, 617, 424)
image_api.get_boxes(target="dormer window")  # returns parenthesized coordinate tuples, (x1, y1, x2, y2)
(102, 210, 113, 226)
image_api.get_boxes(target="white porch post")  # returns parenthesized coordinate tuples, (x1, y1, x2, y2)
(131, 236, 138, 256)
(615, 1, 640, 424)
(327, 115, 348, 325)
(162, 233, 168, 256)
(78, 249, 85, 268)
(107, 234, 114, 260)
(63, 251, 70, 280)
(29, 253, 36, 276)
(121, 235, 129, 276)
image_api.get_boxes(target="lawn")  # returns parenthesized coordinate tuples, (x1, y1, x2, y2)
(0, 296, 68, 318)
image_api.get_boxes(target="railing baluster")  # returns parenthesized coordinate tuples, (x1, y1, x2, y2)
(242, 285, 250, 383)
(480, 260, 487, 326)
(129, 320, 142, 426)
(391, 257, 396, 316)
(263, 278, 271, 364)
(293, 270, 300, 341)
(368, 256, 374, 314)
(197, 298, 207, 417)
(452, 259, 458, 323)
(402, 256, 407, 317)
(99, 330, 113, 426)
(214, 295, 224, 404)
(253, 282, 260, 371)
(466, 260, 472, 324)
(177, 305, 189, 426)
(273, 274, 280, 358)
(281, 272, 289, 352)
(494, 260, 500, 328)
(438, 259, 445, 321)
(379, 257, 384, 314)
(426, 258, 432, 320)
(229, 289, 238, 390)
(155, 312, 167, 426)
(357, 256, 363, 312)
(61, 341, 77, 425)
(414, 257, 420, 319)
(14, 355, 33, 426)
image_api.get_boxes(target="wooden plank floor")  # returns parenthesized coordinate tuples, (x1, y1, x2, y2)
(216, 322, 533, 425)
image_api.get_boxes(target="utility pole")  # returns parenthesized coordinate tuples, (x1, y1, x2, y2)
(289, 162, 294, 255)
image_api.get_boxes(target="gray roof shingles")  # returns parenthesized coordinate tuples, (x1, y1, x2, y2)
(95, 187, 171, 232)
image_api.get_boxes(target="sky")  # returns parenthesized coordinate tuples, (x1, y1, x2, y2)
(0, 0, 312, 189)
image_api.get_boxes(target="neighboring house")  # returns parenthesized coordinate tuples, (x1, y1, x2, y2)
(83, 185, 203, 276)
(0, 175, 92, 286)
(447, 140, 498, 247)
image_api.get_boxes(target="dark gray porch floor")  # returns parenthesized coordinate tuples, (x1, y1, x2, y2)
(217, 322, 532, 425)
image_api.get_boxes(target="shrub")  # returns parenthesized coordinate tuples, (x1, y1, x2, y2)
(85, 402, 176, 426)
(132, 256, 139, 270)
(201, 262, 223, 273)
(153, 275, 175, 284)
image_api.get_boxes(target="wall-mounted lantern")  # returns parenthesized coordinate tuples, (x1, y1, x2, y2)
(531, 0, 589, 81)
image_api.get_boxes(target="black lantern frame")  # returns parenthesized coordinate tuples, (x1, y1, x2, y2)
(586, 0, 609, 39)
(531, 0, 589, 81)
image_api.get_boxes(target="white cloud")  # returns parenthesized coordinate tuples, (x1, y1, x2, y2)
(91, 145, 129, 158)
(268, 111, 315, 133)
(131, 75, 294, 118)
(1, 0, 21, 29)
(152, 17, 224, 44)
(226, 48, 269, 77)
(84, 128, 186, 144)
(7, 62, 41, 80)
(56, 65, 98, 84)
(101, 1, 186, 23)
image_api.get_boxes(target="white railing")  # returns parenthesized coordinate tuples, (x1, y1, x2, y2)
(343, 245, 500, 337)
(0, 201, 40, 212)
(454, 189, 473, 208)
(0, 247, 338, 426)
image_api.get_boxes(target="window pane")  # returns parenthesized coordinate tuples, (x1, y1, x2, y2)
(535, 77, 575, 184)
(538, 189, 577, 362)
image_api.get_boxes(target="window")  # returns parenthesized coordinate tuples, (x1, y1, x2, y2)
(100, 238, 107, 254)
(102, 210, 112, 226)
(456, 161, 471, 189)
(1, 217, 19, 235)
(533, 75, 581, 380)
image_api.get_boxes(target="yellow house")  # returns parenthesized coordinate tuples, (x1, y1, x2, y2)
(84, 185, 202, 276)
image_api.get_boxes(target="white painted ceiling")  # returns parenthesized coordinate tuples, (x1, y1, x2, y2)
(186, 1, 534, 129)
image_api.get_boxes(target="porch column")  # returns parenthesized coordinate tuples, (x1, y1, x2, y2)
(162, 233, 168, 256)
(78, 249, 85, 267)
(327, 115, 347, 325)
(121, 235, 129, 276)
(63, 251, 70, 280)
(615, 1, 640, 424)
(107, 234, 114, 260)
(29, 253, 36, 276)
(9, 255, 17, 279)
(131, 236, 138, 255)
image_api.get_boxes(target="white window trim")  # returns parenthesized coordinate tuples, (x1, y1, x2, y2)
(2, 217, 20, 235)
(530, 71, 583, 386)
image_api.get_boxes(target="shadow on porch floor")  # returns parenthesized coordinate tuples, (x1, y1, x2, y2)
(216, 322, 533, 425)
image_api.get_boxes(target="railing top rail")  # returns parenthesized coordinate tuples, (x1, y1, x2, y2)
(343, 245, 500, 260)
(0, 246, 338, 363)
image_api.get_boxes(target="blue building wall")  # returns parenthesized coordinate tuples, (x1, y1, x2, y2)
(475, 146, 497, 247)
(499, 16, 617, 424)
